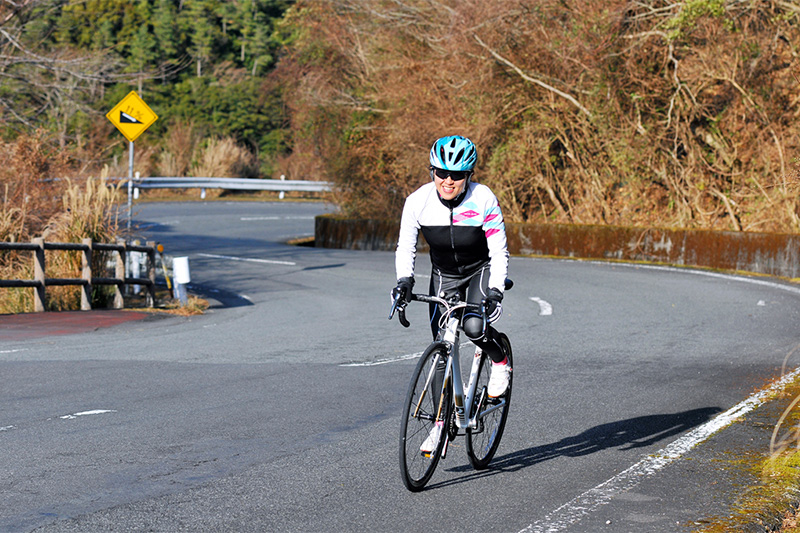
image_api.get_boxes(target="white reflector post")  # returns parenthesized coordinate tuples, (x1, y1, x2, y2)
(173, 256, 191, 305)
(173, 256, 191, 284)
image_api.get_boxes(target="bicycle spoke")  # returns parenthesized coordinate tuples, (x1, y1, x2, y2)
(399, 344, 451, 491)
(466, 336, 512, 470)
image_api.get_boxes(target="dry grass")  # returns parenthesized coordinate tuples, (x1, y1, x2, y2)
(191, 136, 258, 179)
(155, 294, 210, 316)
(0, 132, 124, 312)
(159, 120, 199, 178)
(39, 173, 121, 311)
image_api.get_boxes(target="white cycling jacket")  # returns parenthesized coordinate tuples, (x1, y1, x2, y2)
(395, 181, 509, 292)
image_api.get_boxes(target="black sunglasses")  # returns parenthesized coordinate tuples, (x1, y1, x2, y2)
(432, 167, 471, 181)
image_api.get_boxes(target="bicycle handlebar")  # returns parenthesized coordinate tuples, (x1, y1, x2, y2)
(389, 277, 513, 331)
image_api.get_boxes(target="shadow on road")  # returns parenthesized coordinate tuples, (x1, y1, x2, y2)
(435, 406, 722, 487)
(187, 283, 255, 308)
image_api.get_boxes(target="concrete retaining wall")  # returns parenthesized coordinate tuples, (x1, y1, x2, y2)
(315, 215, 800, 279)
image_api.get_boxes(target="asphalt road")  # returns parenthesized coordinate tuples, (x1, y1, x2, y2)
(2, 200, 800, 532)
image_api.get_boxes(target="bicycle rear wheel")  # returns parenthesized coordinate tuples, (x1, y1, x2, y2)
(466, 334, 513, 469)
(399, 342, 452, 492)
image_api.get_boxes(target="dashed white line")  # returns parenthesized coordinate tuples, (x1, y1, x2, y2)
(197, 252, 296, 266)
(341, 350, 425, 367)
(60, 409, 117, 420)
(341, 343, 474, 367)
(530, 297, 553, 316)
(518, 365, 800, 533)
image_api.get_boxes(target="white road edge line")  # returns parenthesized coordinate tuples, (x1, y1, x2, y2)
(198, 252, 296, 266)
(590, 260, 800, 296)
(530, 297, 553, 316)
(59, 409, 117, 420)
(518, 365, 800, 533)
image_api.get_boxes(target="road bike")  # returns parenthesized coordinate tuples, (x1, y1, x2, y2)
(389, 282, 513, 491)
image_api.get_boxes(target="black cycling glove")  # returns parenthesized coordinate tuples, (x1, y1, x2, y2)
(483, 288, 503, 322)
(392, 277, 414, 304)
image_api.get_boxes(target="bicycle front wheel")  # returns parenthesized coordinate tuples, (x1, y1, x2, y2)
(466, 334, 513, 469)
(399, 342, 451, 492)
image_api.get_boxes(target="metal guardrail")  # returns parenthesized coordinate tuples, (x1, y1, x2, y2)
(0, 238, 156, 312)
(128, 176, 332, 192)
(122, 176, 333, 229)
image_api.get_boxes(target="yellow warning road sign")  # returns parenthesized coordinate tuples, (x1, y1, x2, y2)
(106, 91, 158, 143)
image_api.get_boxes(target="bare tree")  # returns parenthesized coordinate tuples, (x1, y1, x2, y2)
(0, 0, 122, 142)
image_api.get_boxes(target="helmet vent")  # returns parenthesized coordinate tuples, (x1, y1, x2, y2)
(429, 135, 477, 171)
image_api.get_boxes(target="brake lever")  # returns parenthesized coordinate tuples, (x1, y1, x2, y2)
(389, 294, 411, 328)
(389, 295, 401, 320)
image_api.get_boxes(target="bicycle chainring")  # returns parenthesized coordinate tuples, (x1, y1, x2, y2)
(447, 411, 458, 441)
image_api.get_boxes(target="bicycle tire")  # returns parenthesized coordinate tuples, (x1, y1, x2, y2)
(466, 334, 513, 469)
(399, 342, 452, 492)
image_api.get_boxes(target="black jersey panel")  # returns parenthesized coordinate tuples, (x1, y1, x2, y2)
(420, 224, 489, 276)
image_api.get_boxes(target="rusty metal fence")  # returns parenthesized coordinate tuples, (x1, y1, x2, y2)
(0, 238, 156, 312)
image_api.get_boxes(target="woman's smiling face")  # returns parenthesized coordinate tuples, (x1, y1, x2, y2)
(432, 169, 469, 201)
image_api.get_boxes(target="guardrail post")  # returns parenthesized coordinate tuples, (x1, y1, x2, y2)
(146, 240, 156, 307)
(32, 237, 45, 312)
(114, 239, 125, 309)
(81, 238, 92, 311)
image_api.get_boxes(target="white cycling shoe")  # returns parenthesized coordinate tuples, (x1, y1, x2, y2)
(487, 362, 511, 398)
(420, 423, 443, 455)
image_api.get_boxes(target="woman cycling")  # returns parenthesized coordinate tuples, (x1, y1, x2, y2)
(392, 135, 511, 453)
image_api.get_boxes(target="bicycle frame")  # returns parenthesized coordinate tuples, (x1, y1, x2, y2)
(410, 295, 504, 433)
(394, 285, 514, 489)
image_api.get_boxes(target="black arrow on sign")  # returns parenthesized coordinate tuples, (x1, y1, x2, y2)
(119, 111, 142, 124)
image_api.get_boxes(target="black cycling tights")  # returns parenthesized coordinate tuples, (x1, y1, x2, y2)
(428, 266, 506, 364)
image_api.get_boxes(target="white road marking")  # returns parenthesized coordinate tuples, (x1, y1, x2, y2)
(530, 297, 553, 316)
(0, 425, 14, 431)
(342, 342, 474, 367)
(0, 349, 25, 354)
(60, 409, 117, 420)
(591, 261, 800, 296)
(240, 216, 315, 221)
(138, 220, 181, 229)
(518, 365, 800, 533)
(341, 350, 425, 367)
(198, 252, 296, 266)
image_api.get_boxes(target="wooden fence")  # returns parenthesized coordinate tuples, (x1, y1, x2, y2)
(0, 238, 156, 312)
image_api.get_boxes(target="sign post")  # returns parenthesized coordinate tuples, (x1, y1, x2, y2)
(106, 91, 158, 232)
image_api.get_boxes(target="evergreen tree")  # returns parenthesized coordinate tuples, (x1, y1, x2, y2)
(128, 1, 158, 94)
(185, 0, 222, 77)
(152, 0, 181, 84)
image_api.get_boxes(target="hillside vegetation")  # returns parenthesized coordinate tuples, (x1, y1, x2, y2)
(274, 0, 800, 232)
(2, 0, 800, 239)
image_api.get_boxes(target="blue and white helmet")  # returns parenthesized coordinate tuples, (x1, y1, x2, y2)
(429, 135, 477, 171)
